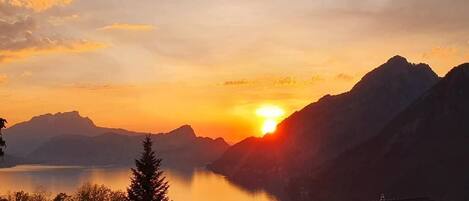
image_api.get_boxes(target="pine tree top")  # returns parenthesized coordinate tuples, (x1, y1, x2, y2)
(0, 118, 6, 157)
(127, 135, 169, 201)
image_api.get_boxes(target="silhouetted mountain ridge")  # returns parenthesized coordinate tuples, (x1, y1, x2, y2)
(3, 112, 229, 168)
(350, 56, 436, 94)
(4, 111, 147, 156)
(30, 127, 229, 167)
(290, 63, 469, 201)
(209, 56, 440, 195)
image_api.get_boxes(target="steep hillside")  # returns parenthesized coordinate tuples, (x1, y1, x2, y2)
(292, 63, 469, 201)
(210, 56, 439, 190)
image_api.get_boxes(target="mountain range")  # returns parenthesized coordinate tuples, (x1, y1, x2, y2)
(3, 111, 229, 168)
(209, 56, 439, 186)
(209, 56, 469, 201)
(3, 55, 468, 200)
(290, 63, 469, 201)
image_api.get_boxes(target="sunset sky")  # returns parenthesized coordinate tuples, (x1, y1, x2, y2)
(1, 0, 469, 142)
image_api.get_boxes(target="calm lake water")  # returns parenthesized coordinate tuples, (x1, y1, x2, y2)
(0, 165, 278, 201)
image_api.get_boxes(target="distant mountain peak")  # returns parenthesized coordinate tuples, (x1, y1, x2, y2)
(167, 125, 196, 138)
(210, 56, 441, 189)
(4, 111, 100, 155)
(425, 63, 469, 101)
(350, 56, 438, 94)
(56, 111, 81, 116)
(446, 63, 469, 81)
(5, 111, 100, 140)
(300, 62, 469, 201)
(386, 55, 408, 64)
(174, 124, 194, 132)
(28, 111, 95, 128)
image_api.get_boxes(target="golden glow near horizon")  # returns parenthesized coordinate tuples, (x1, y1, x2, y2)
(1, 0, 469, 142)
(256, 105, 285, 135)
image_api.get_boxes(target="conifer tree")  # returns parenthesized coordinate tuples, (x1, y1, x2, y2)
(127, 135, 169, 201)
(0, 118, 7, 157)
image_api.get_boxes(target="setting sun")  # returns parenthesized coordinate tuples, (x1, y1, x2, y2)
(256, 105, 285, 135)
(261, 119, 277, 134)
(1, 0, 468, 200)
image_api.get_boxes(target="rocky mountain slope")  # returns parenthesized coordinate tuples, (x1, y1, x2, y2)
(210, 56, 440, 191)
(290, 63, 469, 201)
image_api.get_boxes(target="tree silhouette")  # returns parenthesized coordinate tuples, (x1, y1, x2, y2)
(127, 135, 169, 201)
(0, 118, 6, 157)
(53, 193, 71, 201)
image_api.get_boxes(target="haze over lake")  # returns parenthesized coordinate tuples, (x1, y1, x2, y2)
(1, 0, 468, 199)
(0, 165, 277, 201)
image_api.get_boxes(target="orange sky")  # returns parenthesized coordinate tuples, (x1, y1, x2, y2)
(1, 0, 469, 142)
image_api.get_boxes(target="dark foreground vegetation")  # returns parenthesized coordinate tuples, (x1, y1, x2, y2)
(0, 118, 6, 157)
(0, 135, 170, 201)
(0, 183, 127, 201)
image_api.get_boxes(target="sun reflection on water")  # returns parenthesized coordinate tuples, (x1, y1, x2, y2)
(0, 165, 278, 201)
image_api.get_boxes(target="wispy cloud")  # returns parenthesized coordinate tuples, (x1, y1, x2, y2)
(3, 0, 73, 12)
(223, 79, 254, 86)
(66, 83, 115, 90)
(48, 14, 79, 26)
(98, 23, 155, 31)
(274, 77, 297, 86)
(0, 40, 105, 63)
(61, 83, 136, 93)
(311, 75, 324, 82)
(0, 16, 105, 63)
(335, 73, 354, 81)
(223, 76, 332, 87)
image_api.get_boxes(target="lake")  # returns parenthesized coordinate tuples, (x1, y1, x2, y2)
(0, 165, 278, 201)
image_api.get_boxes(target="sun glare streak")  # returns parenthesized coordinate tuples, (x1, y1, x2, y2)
(256, 105, 285, 118)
